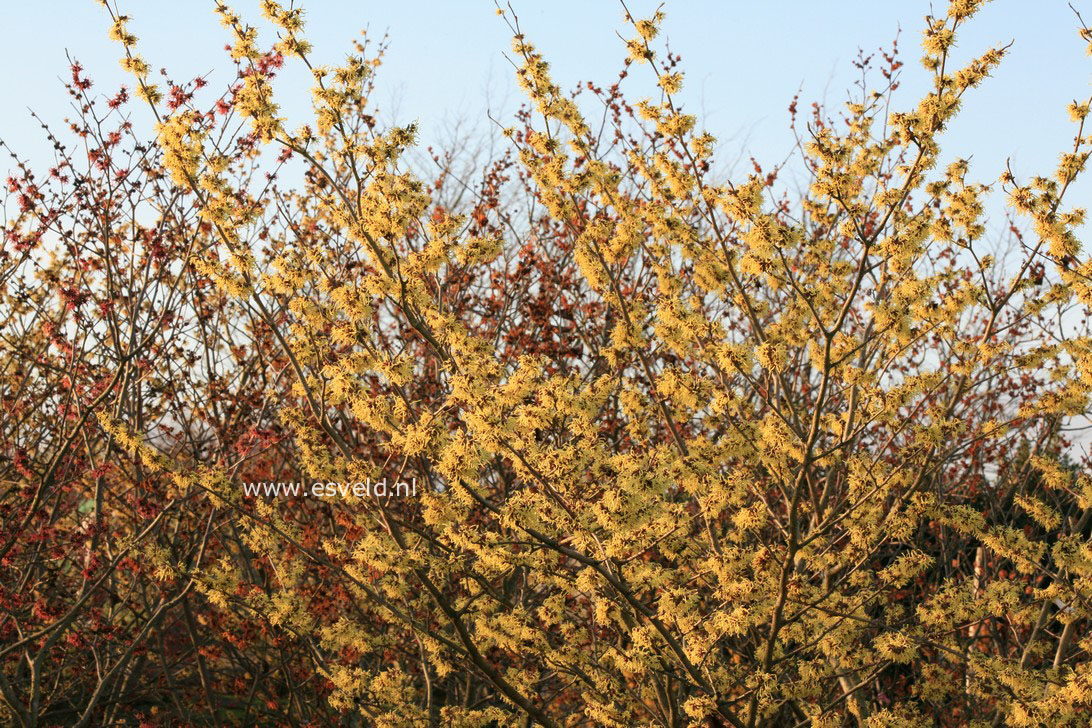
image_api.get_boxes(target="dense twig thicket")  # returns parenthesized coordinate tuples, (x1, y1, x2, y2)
(3, 0, 1092, 725)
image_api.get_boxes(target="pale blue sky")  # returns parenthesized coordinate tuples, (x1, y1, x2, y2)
(1, 1, 1090, 228)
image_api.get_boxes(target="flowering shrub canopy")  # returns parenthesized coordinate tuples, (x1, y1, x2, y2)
(2, 0, 1092, 725)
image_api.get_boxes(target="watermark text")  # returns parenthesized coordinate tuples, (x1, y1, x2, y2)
(241, 478, 417, 498)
